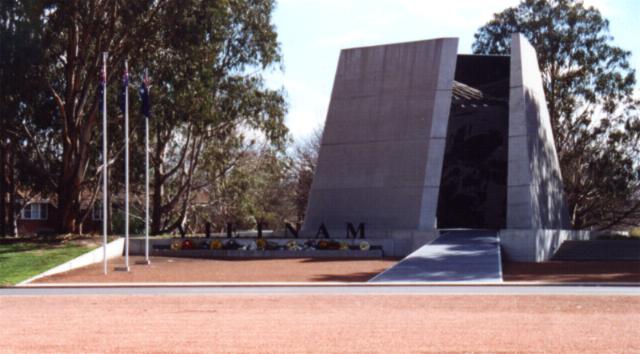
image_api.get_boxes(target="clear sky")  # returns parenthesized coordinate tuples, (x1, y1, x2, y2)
(265, 0, 640, 142)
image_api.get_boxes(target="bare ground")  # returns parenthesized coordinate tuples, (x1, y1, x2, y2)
(34, 256, 399, 283)
(1, 294, 638, 353)
(33, 256, 640, 283)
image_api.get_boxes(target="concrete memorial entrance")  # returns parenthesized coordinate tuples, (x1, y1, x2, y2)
(436, 55, 510, 229)
(302, 33, 573, 280)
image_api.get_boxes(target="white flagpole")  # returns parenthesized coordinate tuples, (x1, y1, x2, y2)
(102, 52, 108, 275)
(124, 60, 130, 271)
(144, 68, 151, 264)
(136, 68, 151, 266)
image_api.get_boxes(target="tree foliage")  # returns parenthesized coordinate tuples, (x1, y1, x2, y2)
(1, 0, 288, 235)
(473, 0, 640, 229)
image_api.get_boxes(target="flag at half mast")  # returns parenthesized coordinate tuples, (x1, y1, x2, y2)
(139, 71, 151, 118)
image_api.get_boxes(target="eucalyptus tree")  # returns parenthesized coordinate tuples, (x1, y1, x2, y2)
(4, 0, 286, 234)
(473, 0, 640, 229)
(145, 0, 287, 234)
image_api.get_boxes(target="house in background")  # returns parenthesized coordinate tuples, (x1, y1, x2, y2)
(16, 194, 103, 236)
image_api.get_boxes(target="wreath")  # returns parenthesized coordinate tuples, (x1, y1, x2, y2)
(170, 239, 182, 251)
(317, 240, 329, 250)
(182, 239, 194, 250)
(359, 241, 370, 251)
(286, 240, 301, 251)
(256, 238, 267, 250)
(210, 239, 223, 250)
(223, 239, 241, 250)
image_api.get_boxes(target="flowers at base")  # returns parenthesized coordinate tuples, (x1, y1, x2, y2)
(170, 239, 182, 251)
(286, 240, 302, 251)
(210, 239, 223, 250)
(303, 239, 316, 250)
(317, 239, 341, 250)
(359, 241, 370, 251)
(182, 239, 194, 249)
(224, 239, 241, 250)
(256, 238, 267, 250)
(339, 241, 349, 251)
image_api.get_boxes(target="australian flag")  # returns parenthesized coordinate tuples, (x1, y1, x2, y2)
(98, 68, 106, 112)
(119, 66, 129, 114)
(139, 73, 151, 118)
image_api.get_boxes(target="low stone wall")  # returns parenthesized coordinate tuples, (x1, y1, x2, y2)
(499, 229, 595, 262)
(129, 230, 439, 258)
(153, 249, 384, 259)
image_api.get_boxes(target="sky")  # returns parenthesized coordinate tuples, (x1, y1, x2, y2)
(264, 0, 640, 142)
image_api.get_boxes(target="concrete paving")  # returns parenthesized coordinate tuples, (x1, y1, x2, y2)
(2, 284, 639, 296)
(370, 230, 502, 282)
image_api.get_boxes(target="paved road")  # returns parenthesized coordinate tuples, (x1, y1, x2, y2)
(2, 284, 638, 296)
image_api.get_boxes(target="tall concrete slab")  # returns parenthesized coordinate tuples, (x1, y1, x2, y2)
(507, 34, 570, 229)
(302, 38, 458, 235)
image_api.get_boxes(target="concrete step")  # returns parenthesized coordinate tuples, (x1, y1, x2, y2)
(369, 230, 502, 282)
(552, 240, 640, 261)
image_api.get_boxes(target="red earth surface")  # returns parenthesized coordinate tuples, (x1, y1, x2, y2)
(33, 256, 640, 283)
(1, 294, 638, 353)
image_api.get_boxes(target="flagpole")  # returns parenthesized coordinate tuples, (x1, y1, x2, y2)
(136, 68, 151, 266)
(124, 59, 130, 271)
(144, 68, 151, 264)
(102, 52, 108, 275)
(117, 60, 131, 272)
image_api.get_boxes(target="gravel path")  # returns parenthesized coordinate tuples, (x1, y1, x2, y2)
(34, 256, 399, 283)
(1, 294, 638, 353)
(33, 256, 640, 283)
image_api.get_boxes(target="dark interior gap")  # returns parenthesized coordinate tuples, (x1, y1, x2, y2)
(436, 55, 510, 229)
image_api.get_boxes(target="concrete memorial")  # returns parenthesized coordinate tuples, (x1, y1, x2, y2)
(303, 34, 580, 262)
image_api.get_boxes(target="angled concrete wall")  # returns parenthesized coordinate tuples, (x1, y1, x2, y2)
(507, 34, 570, 229)
(302, 38, 458, 235)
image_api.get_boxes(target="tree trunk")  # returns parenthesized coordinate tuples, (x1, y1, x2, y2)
(0, 134, 6, 237)
(8, 146, 16, 237)
(57, 166, 82, 233)
(151, 125, 164, 235)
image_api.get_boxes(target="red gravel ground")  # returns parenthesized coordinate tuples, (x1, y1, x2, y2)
(34, 256, 640, 283)
(35, 256, 399, 283)
(1, 294, 638, 353)
(503, 261, 640, 282)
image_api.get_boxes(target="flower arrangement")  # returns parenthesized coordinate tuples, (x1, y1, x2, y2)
(256, 238, 267, 250)
(224, 239, 241, 250)
(165, 237, 374, 254)
(181, 239, 194, 249)
(210, 239, 223, 250)
(286, 240, 302, 251)
(170, 239, 182, 251)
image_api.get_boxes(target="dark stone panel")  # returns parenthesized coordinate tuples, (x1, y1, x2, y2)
(437, 55, 510, 229)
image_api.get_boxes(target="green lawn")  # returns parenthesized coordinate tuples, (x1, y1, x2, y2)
(0, 243, 94, 285)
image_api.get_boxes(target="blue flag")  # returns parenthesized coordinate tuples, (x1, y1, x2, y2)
(119, 67, 129, 114)
(139, 73, 151, 118)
